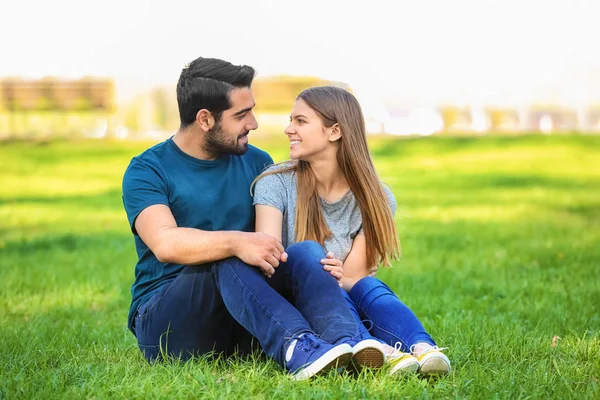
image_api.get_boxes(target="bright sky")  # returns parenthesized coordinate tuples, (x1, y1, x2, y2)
(2, 0, 599, 107)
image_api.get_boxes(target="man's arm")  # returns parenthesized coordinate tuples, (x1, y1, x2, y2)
(136, 204, 285, 276)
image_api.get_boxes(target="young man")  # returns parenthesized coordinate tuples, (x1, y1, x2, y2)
(121, 57, 382, 380)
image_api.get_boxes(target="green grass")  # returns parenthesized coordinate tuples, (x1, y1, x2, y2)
(1, 134, 599, 399)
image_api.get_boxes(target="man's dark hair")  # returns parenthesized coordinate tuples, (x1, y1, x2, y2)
(176, 57, 255, 129)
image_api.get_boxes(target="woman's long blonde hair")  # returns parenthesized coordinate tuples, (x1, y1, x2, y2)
(253, 86, 400, 268)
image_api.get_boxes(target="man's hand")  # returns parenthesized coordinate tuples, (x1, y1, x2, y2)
(321, 251, 344, 287)
(233, 232, 287, 278)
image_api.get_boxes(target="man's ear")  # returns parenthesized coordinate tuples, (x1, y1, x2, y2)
(195, 109, 214, 132)
(329, 123, 342, 142)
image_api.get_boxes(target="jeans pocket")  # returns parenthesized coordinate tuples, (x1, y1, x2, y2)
(133, 285, 168, 338)
(136, 285, 168, 323)
(138, 343, 162, 362)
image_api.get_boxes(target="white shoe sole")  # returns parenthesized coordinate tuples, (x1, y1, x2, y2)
(292, 343, 353, 380)
(419, 352, 451, 376)
(389, 356, 420, 375)
(350, 339, 386, 370)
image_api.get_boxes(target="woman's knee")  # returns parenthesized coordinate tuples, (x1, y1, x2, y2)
(353, 276, 389, 293)
(350, 276, 397, 305)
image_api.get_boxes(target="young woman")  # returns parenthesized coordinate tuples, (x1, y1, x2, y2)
(252, 86, 451, 376)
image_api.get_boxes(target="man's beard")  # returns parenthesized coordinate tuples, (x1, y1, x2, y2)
(202, 120, 249, 158)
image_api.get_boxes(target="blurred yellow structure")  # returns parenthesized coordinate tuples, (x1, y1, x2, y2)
(0, 78, 115, 139)
(1, 75, 599, 140)
(251, 76, 351, 136)
(253, 76, 351, 113)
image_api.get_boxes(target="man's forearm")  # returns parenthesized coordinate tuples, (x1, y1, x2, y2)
(153, 227, 241, 265)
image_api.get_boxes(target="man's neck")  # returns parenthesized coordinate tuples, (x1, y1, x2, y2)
(172, 128, 217, 160)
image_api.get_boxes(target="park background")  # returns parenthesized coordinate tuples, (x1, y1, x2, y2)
(1, 0, 599, 398)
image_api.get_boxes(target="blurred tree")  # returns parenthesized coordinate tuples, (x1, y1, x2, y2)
(150, 86, 179, 131)
(122, 95, 145, 134)
(151, 87, 170, 130)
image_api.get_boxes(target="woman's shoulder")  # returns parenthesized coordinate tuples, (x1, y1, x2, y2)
(381, 183, 397, 213)
(255, 162, 297, 188)
(381, 183, 395, 199)
(263, 161, 296, 175)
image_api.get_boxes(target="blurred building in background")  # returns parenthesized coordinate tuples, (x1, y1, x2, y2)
(366, 104, 600, 136)
(252, 76, 351, 136)
(589, 108, 600, 131)
(0, 77, 115, 139)
(0, 75, 599, 140)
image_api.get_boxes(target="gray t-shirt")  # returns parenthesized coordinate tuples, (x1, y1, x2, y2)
(253, 164, 397, 262)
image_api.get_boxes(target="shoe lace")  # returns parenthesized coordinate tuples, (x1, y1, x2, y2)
(409, 344, 448, 357)
(360, 319, 374, 333)
(388, 342, 408, 359)
(393, 341, 404, 353)
(286, 333, 320, 353)
(387, 341, 416, 367)
(350, 319, 374, 342)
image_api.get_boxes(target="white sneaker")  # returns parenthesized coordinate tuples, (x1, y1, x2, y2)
(387, 343, 419, 375)
(414, 346, 451, 376)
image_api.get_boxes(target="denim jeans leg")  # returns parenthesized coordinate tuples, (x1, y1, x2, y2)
(349, 276, 436, 351)
(134, 265, 248, 362)
(281, 241, 359, 344)
(212, 257, 313, 366)
(339, 287, 377, 341)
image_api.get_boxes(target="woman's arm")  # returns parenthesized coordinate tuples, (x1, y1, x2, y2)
(254, 204, 286, 278)
(340, 234, 375, 291)
(255, 204, 284, 242)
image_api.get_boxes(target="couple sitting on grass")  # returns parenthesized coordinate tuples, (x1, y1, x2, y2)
(122, 56, 450, 380)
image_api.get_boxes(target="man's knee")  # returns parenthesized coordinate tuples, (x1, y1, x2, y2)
(214, 257, 261, 281)
(284, 241, 335, 283)
(286, 240, 326, 262)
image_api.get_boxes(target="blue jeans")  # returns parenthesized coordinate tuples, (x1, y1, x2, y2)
(133, 241, 359, 365)
(341, 276, 436, 352)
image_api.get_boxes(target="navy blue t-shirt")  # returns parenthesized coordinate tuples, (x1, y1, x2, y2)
(122, 138, 273, 331)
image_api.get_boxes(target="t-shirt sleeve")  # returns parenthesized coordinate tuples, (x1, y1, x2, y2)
(122, 159, 169, 234)
(253, 171, 288, 213)
(383, 185, 397, 216)
(252, 147, 274, 176)
(262, 153, 275, 170)
(358, 185, 397, 235)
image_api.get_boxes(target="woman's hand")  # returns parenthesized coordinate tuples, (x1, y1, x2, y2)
(321, 251, 344, 287)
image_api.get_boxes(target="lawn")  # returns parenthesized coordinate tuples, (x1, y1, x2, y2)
(1, 134, 599, 399)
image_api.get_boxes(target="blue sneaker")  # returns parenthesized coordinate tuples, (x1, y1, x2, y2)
(345, 338, 386, 371)
(285, 333, 353, 380)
